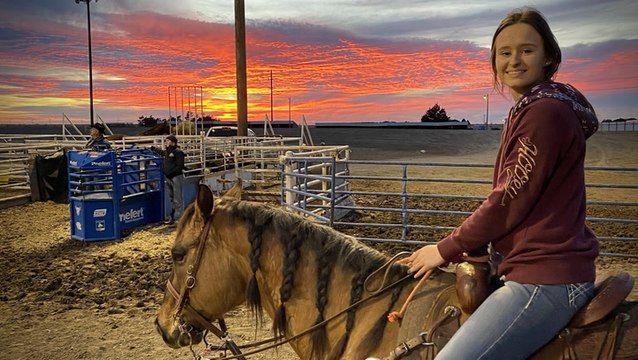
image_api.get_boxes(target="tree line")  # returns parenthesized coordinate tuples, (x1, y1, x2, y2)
(137, 112, 219, 127)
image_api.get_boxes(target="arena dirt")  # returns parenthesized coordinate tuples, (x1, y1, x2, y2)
(0, 130, 636, 360)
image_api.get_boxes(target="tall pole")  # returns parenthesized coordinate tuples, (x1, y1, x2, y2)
(235, 0, 248, 136)
(86, 1, 94, 126)
(270, 69, 274, 122)
(483, 94, 489, 130)
(76, 0, 97, 126)
(288, 97, 291, 127)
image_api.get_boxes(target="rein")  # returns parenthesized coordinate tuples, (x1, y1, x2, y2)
(167, 217, 415, 360)
(199, 252, 415, 360)
(201, 273, 415, 360)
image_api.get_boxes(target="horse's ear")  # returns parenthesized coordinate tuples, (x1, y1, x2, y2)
(196, 184, 215, 219)
(223, 179, 242, 200)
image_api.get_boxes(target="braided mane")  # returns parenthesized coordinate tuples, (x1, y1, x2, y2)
(218, 198, 407, 359)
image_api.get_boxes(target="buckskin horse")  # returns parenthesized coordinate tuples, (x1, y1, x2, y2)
(156, 183, 637, 359)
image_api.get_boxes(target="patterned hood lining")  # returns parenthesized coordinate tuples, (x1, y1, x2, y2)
(512, 82, 599, 139)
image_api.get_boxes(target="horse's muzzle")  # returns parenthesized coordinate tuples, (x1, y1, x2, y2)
(155, 317, 203, 349)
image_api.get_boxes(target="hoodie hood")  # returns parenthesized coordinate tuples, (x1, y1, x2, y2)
(512, 82, 599, 139)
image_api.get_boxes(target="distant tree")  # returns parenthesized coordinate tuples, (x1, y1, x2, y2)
(421, 104, 451, 122)
(138, 115, 159, 127)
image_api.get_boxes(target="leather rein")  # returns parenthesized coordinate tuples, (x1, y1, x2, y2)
(165, 217, 415, 360)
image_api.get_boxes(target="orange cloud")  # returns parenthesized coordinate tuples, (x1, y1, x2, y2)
(0, 9, 636, 125)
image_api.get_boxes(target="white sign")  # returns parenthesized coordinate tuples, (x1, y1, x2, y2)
(93, 209, 107, 217)
(95, 220, 105, 232)
(119, 207, 144, 223)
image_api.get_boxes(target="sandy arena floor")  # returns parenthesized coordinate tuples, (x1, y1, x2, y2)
(0, 129, 636, 360)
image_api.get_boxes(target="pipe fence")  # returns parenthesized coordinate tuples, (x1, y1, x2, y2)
(2, 132, 635, 259)
(0, 133, 343, 206)
(600, 121, 638, 132)
(280, 155, 638, 259)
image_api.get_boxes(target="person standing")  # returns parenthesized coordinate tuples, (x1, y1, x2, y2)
(157, 135, 185, 225)
(400, 7, 599, 359)
(84, 123, 111, 151)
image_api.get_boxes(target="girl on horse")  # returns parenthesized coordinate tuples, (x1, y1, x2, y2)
(401, 7, 599, 359)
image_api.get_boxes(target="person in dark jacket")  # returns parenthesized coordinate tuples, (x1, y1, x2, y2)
(399, 7, 598, 360)
(84, 123, 111, 151)
(158, 135, 185, 225)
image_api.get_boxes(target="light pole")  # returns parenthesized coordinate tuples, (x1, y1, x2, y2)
(270, 69, 274, 122)
(483, 94, 490, 130)
(288, 97, 291, 127)
(235, 0, 248, 136)
(75, 0, 97, 126)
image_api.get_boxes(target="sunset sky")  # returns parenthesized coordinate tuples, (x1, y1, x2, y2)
(0, 0, 637, 125)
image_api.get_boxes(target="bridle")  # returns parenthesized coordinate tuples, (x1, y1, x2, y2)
(165, 218, 245, 359)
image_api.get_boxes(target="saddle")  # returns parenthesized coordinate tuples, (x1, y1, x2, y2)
(569, 272, 634, 328)
(383, 269, 636, 360)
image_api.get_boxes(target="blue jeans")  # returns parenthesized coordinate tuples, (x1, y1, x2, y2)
(166, 174, 184, 222)
(435, 281, 594, 360)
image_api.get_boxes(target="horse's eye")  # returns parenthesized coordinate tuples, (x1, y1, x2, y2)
(171, 249, 186, 263)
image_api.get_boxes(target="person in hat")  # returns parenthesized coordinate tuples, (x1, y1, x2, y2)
(156, 135, 185, 225)
(84, 123, 112, 151)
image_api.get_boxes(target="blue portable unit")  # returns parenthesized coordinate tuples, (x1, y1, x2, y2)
(68, 149, 164, 241)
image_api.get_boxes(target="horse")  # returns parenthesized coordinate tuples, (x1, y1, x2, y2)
(156, 183, 638, 360)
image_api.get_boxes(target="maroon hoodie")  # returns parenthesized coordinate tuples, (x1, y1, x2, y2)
(437, 82, 599, 284)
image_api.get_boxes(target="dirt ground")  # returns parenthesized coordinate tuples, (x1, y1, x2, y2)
(0, 130, 636, 360)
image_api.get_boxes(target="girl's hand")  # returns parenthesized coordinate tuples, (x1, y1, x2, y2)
(397, 245, 446, 278)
